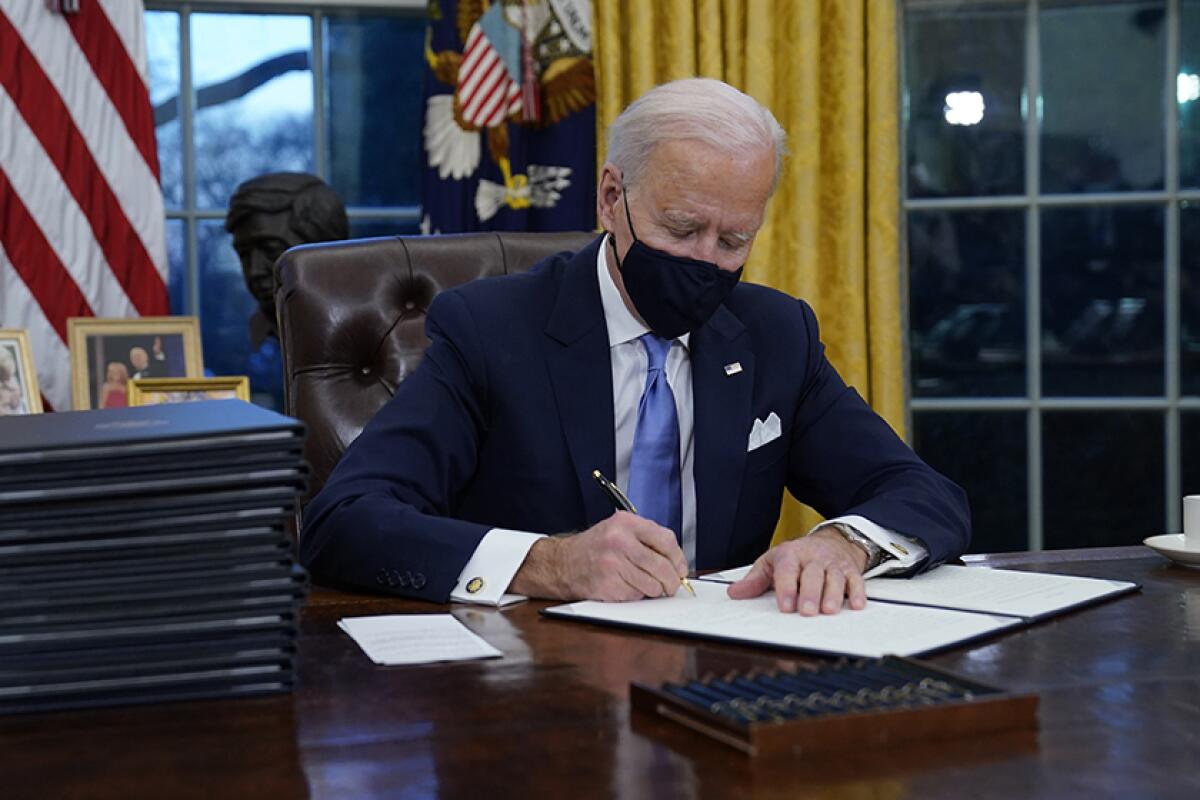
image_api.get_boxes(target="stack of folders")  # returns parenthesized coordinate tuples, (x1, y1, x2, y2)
(0, 400, 309, 715)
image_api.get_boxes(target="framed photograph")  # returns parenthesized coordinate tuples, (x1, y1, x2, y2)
(67, 316, 204, 410)
(0, 329, 43, 415)
(128, 376, 251, 407)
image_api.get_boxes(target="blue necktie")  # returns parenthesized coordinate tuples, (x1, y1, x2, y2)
(626, 334, 682, 541)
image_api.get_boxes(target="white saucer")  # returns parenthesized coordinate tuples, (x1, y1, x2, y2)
(1143, 534, 1200, 567)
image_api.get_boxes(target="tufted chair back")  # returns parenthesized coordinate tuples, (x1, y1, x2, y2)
(275, 231, 596, 508)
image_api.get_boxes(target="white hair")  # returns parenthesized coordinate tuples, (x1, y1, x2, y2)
(606, 78, 788, 192)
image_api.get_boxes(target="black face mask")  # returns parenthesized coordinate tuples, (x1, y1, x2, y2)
(611, 189, 743, 339)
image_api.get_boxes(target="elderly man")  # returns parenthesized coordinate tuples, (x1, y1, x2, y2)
(301, 78, 970, 615)
(129, 342, 166, 380)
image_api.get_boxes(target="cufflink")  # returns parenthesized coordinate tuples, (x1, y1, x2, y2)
(465, 577, 485, 594)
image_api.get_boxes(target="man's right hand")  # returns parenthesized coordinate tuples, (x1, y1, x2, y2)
(509, 511, 688, 601)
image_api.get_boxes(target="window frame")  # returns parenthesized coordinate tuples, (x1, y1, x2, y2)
(145, 0, 426, 321)
(900, 0, 1199, 547)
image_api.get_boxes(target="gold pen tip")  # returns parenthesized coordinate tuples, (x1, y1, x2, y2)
(682, 577, 696, 597)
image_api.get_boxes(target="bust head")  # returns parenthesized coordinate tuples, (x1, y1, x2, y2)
(225, 173, 349, 331)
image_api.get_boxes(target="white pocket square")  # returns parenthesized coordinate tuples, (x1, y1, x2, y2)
(747, 412, 782, 452)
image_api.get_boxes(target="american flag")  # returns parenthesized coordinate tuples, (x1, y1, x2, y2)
(456, 8, 523, 128)
(0, 0, 167, 412)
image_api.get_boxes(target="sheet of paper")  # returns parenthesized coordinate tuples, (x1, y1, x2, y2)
(700, 565, 752, 583)
(862, 564, 1137, 620)
(544, 579, 1019, 658)
(338, 614, 502, 666)
(452, 593, 527, 608)
(702, 564, 1136, 621)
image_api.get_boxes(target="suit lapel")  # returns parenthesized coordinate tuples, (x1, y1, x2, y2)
(690, 306, 753, 569)
(544, 238, 617, 527)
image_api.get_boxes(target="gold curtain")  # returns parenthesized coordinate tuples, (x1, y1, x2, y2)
(594, 0, 904, 543)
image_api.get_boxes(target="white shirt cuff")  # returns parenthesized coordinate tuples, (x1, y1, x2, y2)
(815, 515, 927, 579)
(450, 528, 545, 606)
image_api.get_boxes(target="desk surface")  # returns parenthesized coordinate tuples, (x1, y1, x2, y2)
(3, 546, 1198, 799)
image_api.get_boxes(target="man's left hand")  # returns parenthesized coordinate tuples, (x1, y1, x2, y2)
(726, 527, 868, 615)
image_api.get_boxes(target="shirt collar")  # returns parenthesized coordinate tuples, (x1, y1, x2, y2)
(596, 234, 691, 350)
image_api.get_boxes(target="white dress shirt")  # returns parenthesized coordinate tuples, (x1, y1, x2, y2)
(450, 237, 925, 605)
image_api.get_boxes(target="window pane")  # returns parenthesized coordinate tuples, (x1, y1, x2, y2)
(197, 221, 284, 410)
(1041, 1, 1166, 193)
(1184, 412, 1200, 497)
(1043, 411, 1164, 548)
(912, 411, 1028, 554)
(1041, 205, 1164, 396)
(1182, 202, 1200, 396)
(146, 10, 182, 209)
(325, 13, 425, 207)
(1179, 0, 1200, 188)
(166, 218, 187, 317)
(191, 13, 314, 209)
(904, 2, 1025, 198)
(347, 218, 422, 239)
(909, 210, 1026, 397)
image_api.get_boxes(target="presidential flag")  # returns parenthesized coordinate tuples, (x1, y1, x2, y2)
(0, 0, 168, 411)
(421, 0, 596, 234)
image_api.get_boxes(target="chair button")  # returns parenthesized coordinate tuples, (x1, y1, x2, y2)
(374, 569, 388, 586)
(412, 573, 427, 589)
(360, 366, 371, 375)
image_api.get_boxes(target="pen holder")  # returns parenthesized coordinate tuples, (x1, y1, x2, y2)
(630, 656, 1038, 758)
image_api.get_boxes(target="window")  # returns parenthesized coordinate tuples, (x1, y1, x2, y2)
(903, 0, 1200, 551)
(145, 2, 425, 409)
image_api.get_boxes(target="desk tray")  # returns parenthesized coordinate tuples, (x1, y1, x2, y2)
(631, 655, 1038, 758)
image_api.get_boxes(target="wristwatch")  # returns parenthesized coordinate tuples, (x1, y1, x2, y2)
(829, 523, 889, 571)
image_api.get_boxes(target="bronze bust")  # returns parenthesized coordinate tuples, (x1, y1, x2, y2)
(225, 172, 349, 343)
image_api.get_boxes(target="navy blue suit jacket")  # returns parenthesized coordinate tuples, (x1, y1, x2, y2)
(300, 236, 970, 601)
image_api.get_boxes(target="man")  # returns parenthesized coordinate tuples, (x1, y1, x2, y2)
(128, 341, 166, 380)
(301, 78, 970, 615)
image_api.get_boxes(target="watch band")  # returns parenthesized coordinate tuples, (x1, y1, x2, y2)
(829, 523, 888, 571)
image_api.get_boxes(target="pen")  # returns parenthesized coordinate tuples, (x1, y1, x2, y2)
(591, 469, 695, 597)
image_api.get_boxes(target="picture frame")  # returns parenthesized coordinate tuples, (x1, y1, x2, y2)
(0, 328, 43, 415)
(67, 316, 204, 410)
(128, 376, 251, 407)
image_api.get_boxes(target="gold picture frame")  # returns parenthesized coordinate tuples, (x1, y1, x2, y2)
(128, 376, 251, 407)
(0, 328, 43, 415)
(67, 316, 204, 410)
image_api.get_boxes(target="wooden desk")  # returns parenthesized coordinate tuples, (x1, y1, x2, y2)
(3, 547, 1199, 799)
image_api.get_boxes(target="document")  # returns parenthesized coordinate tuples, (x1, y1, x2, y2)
(701, 564, 1139, 621)
(544, 564, 1139, 658)
(339, 614, 502, 666)
(856, 565, 1138, 620)
(542, 580, 1022, 658)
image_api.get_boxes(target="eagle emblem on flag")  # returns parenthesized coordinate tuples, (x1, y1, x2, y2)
(423, 0, 595, 227)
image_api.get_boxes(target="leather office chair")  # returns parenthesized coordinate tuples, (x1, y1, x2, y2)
(275, 231, 597, 510)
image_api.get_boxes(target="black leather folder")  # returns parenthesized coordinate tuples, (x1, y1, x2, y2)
(0, 399, 304, 468)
